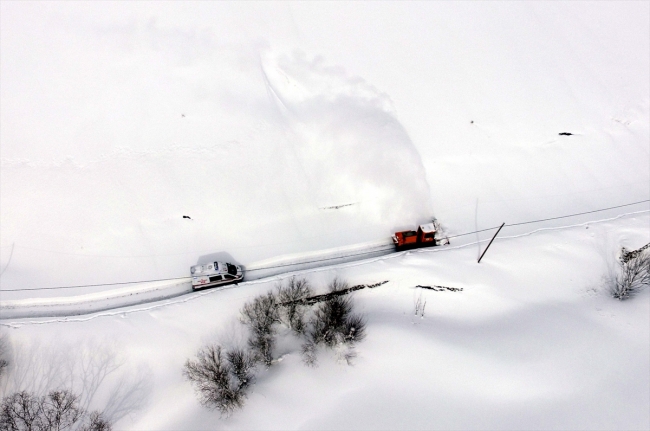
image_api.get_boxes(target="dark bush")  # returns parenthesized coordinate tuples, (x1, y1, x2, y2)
(0, 390, 111, 431)
(240, 292, 280, 366)
(310, 295, 365, 347)
(277, 277, 312, 334)
(80, 411, 112, 431)
(186, 278, 369, 415)
(41, 390, 83, 430)
(225, 348, 256, 391)
(0, 391, 41, 431)
(183, 345, 255, 417)
(302, 279, 366, 365)
(611, 249, 650, 300)
(328, 278, 348, 293)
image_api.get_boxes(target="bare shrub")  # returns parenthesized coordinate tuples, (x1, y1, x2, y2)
(414, 293, 426, 318)
(0, 390, 111, 431)
(186, 278, 371, 414)
(302, 283, 366, 365)
(300, 340, 318, 368)
(240, 292, 280, 366)
(310, 295, 366, 347)
(80, 411, 112, 431)
(610, 249, 650, 300)
(41, 390, 83, 430)
(342, 314, 366, 345)
(0, 337, 149, 427)
(183, 345, 255, 417)
(328, 278, 349, 293)
(0, 391, 40, 430)
(0, 333, 8, 380)
(276, 277, 312, 334)
(225, 349, 256, 391)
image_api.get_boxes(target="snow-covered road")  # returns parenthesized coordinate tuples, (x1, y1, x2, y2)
(0, 239, 394, 319)
(3, 211, 647, 321)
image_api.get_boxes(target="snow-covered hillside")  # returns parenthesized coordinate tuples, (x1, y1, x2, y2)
(1, 2, 649, 430)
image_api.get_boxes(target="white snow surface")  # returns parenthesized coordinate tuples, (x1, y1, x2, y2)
(1, 2, 649, 429)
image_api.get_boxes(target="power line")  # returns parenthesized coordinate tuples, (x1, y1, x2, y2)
(506, 199, 649, 227)
(3, 276, 191, 292)
(447, 226, 502, 240)
(2, 199, 648, 293)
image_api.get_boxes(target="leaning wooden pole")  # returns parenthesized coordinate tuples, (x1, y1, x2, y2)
(478, 222, 505, 263)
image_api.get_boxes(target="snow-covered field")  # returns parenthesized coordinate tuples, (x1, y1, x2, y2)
(1, 2, 649, 429)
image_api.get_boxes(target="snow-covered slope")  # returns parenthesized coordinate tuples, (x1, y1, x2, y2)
(3, 214, 649, 429)
(1, 2, 649, 430)
(2, 2, 647, 296)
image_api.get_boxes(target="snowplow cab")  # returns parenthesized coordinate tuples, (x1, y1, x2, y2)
(417, 223, 436, 245)
(190, 261, 243, 290)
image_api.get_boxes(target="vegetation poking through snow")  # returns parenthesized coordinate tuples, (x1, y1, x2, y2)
(610, 246, 650, 300)
(183, 345, 256, 417)
(414, 293, 426, 318)
(416, 284, 463, 292)
(0, 338, 151, 428)
(0, 390, 111, 431)
(301, 279, 367, 366)
(276, 277, 312, 334)
(281, 280, 388, 306)
(0, 332, 8, 379)
(185, 277, 374, 415)
(240, 292, 280, 367)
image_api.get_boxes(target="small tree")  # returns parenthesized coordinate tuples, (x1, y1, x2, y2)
(0, 390, 111, 431)
(183, 345, 255, 417)
(225, 349, 256, 392)
(302, 279, 366, 366)
(240, 292, 280, 366)
(80, 411, 112, 431)
(276, 277, 312, 334)
(0, 391, 41, 431)
(41, 390, 83, 431)
(611, 248, 650, 300)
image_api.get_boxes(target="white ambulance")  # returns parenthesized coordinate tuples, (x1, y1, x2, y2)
(190, 261, 244, 290)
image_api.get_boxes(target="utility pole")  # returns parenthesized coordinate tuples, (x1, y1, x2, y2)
(478, 223, 505, 263)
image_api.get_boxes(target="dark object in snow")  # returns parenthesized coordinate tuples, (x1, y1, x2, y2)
(558, 132, 573, 136)
(320, 202, 357, 210)
(470, 120, 474, 124)
(610, 246, 650, 300)
(477, 222, 505, 263)
(416, 285, 463, 292)
(301, 278, 368, 366)
(183, 345, 255, 417)
(241, 292, 280, 367)
(280, 281, 389, 306)
(620, 243, 650, 264)
(181, 114, 186, 118)
(276, 277, 312, 334)
(183, 215, 192, 219)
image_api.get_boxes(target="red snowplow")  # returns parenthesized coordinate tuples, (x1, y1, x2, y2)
(393, 223, 437, 250)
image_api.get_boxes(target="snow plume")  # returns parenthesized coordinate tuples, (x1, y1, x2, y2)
(259, 50, 433, 232)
